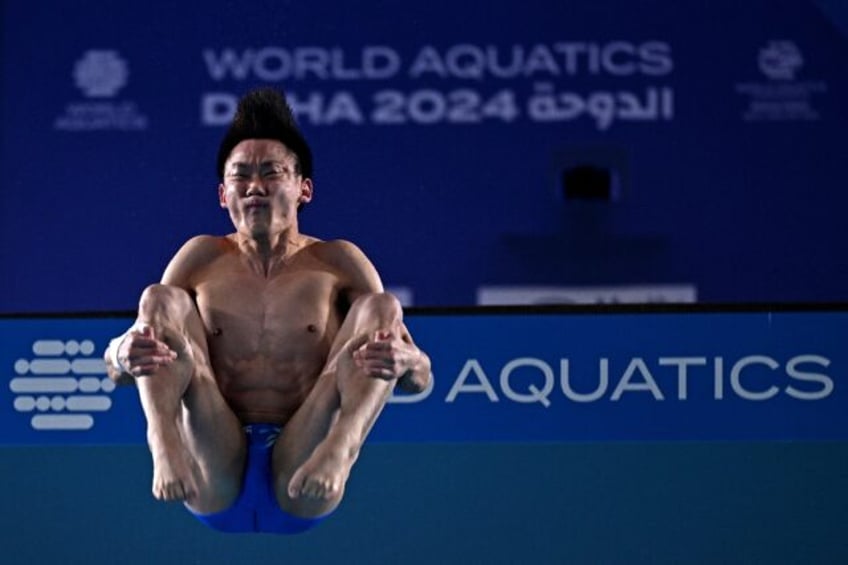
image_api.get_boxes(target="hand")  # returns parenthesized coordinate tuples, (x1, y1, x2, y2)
(352, 328, 421, 381)
(115, 324, 177, 377)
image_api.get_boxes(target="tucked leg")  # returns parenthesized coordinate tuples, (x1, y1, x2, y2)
(133, 284, 246, 514)
(271, 292, 404, 518)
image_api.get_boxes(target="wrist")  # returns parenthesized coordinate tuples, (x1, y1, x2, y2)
(110, 335, 129, 374)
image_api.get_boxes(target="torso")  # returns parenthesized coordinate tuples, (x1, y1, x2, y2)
(185, 236, 357, 425)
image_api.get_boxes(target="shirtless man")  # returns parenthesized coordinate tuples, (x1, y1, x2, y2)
(103, 88, 431, 534)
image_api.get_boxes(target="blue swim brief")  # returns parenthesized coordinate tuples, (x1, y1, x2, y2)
(189, 423, 331, 534)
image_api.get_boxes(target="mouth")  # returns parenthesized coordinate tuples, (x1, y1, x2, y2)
(244, 200, 269, 213)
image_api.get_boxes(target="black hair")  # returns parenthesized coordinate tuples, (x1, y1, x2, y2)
(216, 87, 313, 180)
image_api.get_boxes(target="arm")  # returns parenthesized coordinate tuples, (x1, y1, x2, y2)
(327, 240, 432, 393)
(103, 235, 219, 384)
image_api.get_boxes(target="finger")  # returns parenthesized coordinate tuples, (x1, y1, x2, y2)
(364, 340, 392, 351)
(134, 326, 166, 353)
(149, 353, 177, 364)
(127, 335, 165, 351)
(359, 358, 397, 373)
(355, 358, 381, 369)
(129, 350, 176, 365)
(128, 335, 176, 356)
(366, 368, 395, 380)
(149, 342, 177, 357)
(355, 351, 394, 363)
(128, 343, 162, 357)
(136, 354, 176, 367)
(355, 353, 393, 367)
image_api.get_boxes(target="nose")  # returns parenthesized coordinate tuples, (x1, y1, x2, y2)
(245, 174, 267, 196)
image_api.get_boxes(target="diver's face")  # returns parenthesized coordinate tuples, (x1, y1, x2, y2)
(218, 139, 312, 238)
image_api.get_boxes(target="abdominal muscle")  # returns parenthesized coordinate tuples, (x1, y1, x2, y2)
(209, 334, 333, 426)
(202, 303, 340, 426)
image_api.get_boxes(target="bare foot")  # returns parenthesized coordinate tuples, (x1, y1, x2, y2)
(149, 431, 200, 502)
(288, 440, 354, 501)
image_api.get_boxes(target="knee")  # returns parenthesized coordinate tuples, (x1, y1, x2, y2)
(349, 292, 403, 325)
(139, 283, 192, 309)
(138, 284, 195, 324)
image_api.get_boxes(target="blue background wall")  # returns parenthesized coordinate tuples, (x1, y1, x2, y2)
(2, 0, 848, 310)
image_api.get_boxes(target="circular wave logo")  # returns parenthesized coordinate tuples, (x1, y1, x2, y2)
(73, 50, 129, 98)
(758, 41, 803, 81)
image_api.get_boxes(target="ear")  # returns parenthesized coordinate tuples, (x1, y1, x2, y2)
(218, 183, 227, 208)
(299, 177, 314, 205)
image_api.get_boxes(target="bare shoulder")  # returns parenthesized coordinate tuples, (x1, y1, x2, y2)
(161, 234, 231, 287)
(307, 238, 383, 294)
(308, 238, 366, 262)
(180, 234, 230, 256)
(307, 238, 372, 272)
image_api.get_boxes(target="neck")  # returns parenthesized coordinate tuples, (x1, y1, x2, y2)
(236, 229, 303, 277)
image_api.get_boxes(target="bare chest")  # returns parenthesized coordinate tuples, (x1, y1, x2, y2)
(193, 264, 345, 382)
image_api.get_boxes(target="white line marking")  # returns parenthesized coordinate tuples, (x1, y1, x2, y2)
(28, 359, 71, 375)
(31, 414, 94, 431)
(14, 396, 36, 412)
(66, 396, 111, 411)
(71, 359, 106, 375)
(33, 340, 66, 356)
(78, 377, 101, 393)
(10, 377, 78, 393)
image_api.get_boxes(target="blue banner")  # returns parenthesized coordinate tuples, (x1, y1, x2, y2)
(1, 309, 845, 445)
